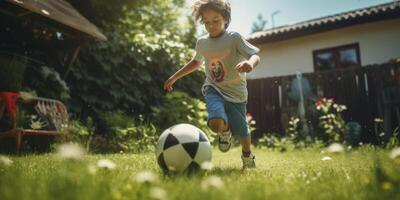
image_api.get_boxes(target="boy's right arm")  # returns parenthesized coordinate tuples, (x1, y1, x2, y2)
(163, 59, 202, 92)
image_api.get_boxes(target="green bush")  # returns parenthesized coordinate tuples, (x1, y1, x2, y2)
(61, 118, 95, 151)
(151, 91, 214, 142)
(256, 133, 325, 152)
(0, 55, 27, 92)
(95, 111, 158, 153)
(114, 116, 158, 153)
(314, 98, 347, 143)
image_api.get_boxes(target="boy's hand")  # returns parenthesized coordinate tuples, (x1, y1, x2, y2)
(163, 76, 177, 92)
(234, 61, 254, 73)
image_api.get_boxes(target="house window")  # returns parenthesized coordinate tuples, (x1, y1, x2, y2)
(313, 43, 361, 71)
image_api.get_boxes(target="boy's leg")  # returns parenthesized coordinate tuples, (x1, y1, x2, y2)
(240, 136, 255, 169)
(204, 87, 232, 152)
(240, 136, 251, 153)
(225, 102, 255, 168)
(208, 118, 228, 133)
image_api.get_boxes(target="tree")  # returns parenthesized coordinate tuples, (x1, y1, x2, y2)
(65, 0, 204, 122)
(251, 13, 267, 33)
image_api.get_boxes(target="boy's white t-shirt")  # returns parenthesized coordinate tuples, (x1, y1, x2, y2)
(193, 31, 259, 103)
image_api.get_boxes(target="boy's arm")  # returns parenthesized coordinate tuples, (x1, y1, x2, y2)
(234, 54, 260, 73)
(163, 59, 203, 92)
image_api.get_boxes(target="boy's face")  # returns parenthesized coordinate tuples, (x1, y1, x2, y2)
(201, 9, 226, 37)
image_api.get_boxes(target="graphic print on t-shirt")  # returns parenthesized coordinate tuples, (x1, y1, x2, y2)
(209, 58, 226, 82)
(204, 49, 231, 83)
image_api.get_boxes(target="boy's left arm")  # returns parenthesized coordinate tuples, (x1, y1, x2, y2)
(234, 54, 260, 73)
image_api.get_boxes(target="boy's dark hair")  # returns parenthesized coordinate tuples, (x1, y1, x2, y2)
(192, 0, 231, 28)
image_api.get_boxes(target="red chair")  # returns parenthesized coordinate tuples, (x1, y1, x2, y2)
(0, 92, 69, 154)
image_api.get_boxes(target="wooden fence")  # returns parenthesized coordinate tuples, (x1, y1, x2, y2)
(247, 61, 400, 143)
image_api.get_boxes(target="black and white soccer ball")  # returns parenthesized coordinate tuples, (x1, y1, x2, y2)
(156, 123, 212, 173)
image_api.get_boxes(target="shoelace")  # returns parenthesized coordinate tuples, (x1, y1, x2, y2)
(219, 134, 231, 143)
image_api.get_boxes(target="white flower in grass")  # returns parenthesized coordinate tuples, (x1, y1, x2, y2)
(87, 164, 98, 175)
(0, 155, 13, 167)
(97, 159, 116, 170)
(327, 143, 344, 153)
(321, 156, 332, 161)
(347, 146, 352, 150)
(134, 170, 159, 184)
(56, 143, 85, 160)
(389, 148, 400, 159)
(200, 161, 214, 171)
(201, 176, 224, 190)
(149, 187, 167, 200)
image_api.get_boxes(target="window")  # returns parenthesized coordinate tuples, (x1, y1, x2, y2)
(313, 43, 361, 71)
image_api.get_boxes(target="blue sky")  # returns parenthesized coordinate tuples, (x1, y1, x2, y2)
(185, 0, 394, 37)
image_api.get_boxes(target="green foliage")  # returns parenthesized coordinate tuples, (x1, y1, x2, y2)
(151, 91, 214, 142)
(285, 116, 313, 145)
(114, 116, 158, 153)
(96, 111, 158, 153)
(314, 98, 347, 143)
(67, 0, 203, 118)
(386, 127, 399, 149)
(22, 66, 70, 100)
(256, 133, 325, 152)
(0, 55, 27, 92)
(256, 134, 296, 152)
(62, 118, 95, 150)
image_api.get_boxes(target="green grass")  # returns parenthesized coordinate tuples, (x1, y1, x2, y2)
(0, 147, 399, 200)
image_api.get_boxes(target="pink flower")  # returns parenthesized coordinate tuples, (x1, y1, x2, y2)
(246, 113, 253, 123)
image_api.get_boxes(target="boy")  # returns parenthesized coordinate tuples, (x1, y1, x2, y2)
(163, 0, 260, 169)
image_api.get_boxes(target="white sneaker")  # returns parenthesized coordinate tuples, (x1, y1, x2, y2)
(241, 153, 256, 169)
(217, 130, 232, 152)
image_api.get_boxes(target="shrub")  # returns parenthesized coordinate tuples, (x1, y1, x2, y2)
(95, 110, 158, 153)
(314, 98, 347, 143)
(0, 55, 27, 92)
(61, 117, 95, 151)
(151, 91, 214, 142)
(114, 115, 158, 153)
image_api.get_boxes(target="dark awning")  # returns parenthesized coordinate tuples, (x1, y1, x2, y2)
(5, 0, 107, 41)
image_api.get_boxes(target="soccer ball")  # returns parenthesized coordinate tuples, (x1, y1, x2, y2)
(156, 123, 212, 173)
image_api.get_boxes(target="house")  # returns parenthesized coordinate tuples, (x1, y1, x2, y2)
(245, 2, 400, 142)
(247, 1, 400, 79)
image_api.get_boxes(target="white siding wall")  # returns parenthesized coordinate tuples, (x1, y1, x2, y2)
(247, 18, 400, 79)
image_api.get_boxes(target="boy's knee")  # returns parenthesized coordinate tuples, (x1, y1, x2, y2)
(208, 118, 227, 133)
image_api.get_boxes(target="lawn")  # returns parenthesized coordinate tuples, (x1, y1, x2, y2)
(0, 146, 399, 200)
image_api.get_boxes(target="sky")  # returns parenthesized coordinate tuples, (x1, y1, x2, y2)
(185, 0, 395, 37)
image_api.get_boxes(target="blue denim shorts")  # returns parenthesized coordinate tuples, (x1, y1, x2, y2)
(204, 86, 249, 139)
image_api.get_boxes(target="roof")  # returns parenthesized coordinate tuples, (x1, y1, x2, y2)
(248, 1, 400, 45)
(4, 0, 107, 41)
